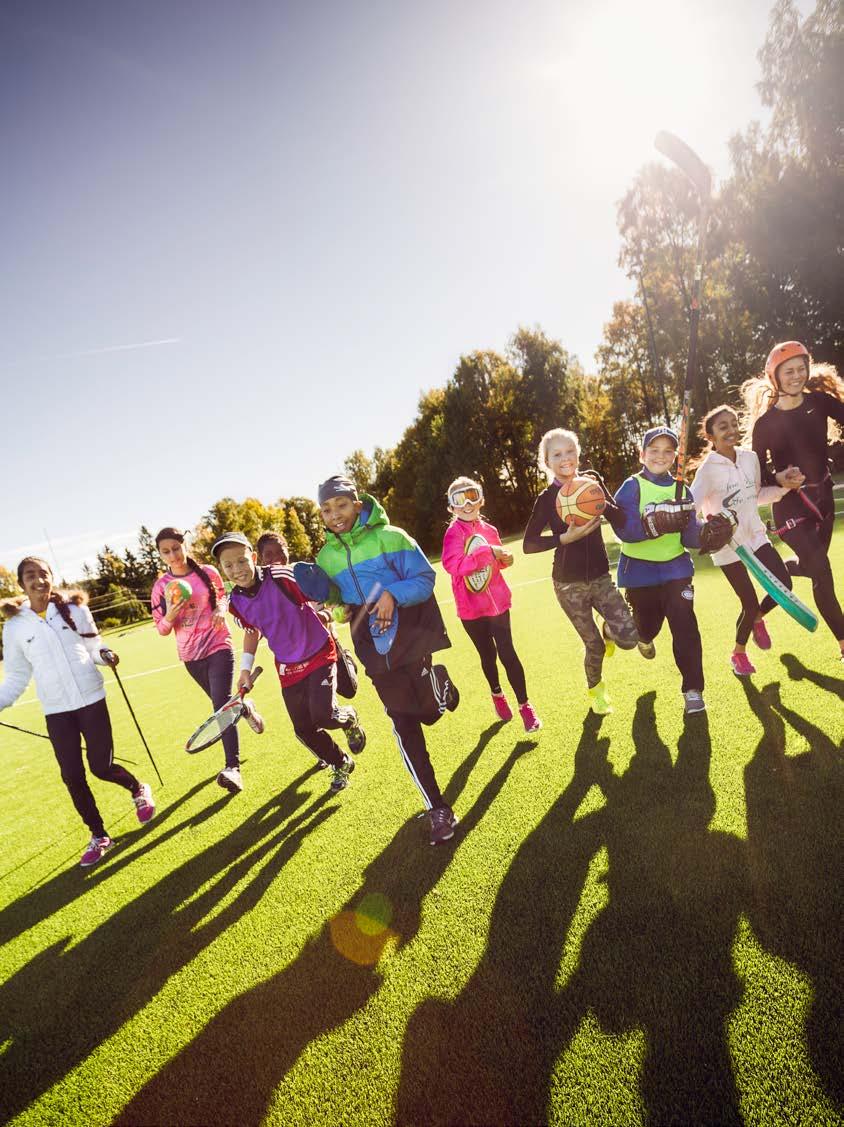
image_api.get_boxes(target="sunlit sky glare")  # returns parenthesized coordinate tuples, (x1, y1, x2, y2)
(1, 0, 788, 581)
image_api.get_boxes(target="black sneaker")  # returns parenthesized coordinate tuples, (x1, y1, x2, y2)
(432, 665, 460, 712)
(329, 754, 355, 793)
(344, 709, 367, 754)
(428, 805, 458, 845)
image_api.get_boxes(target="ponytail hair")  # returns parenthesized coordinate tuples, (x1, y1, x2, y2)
(15, 557, 84, 632)
(186, 557, 217, 610)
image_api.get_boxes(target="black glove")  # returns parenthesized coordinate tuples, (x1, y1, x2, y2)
(642, 500, 695, 538)
(699, 513, 735, 554)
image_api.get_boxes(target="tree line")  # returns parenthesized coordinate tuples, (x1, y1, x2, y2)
(3, 0, 840, 625)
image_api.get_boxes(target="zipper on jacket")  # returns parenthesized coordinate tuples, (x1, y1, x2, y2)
(335, 530, 392, 671)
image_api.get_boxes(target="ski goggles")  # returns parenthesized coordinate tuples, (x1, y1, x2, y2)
(449, 487, 483, 508)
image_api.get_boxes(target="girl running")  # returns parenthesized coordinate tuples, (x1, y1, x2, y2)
(691, 405, 801, 676)
(441, 476, 541, 732)
(151, 527, 264, 794)
(742, 342, 844, 660)
(523, 429, 638, 715)
(0, 557, 155, 867)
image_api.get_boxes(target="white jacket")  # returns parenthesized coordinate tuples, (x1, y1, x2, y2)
(690, 447, 786, 567)
(0, 601, 109, 715)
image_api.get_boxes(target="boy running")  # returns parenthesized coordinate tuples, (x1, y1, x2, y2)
(612, 426, 732, 713)
(294, 476, 460, 846)
(211, 532, 366, 792)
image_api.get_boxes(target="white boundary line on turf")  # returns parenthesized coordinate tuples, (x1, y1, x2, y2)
(7, 661, 184, 709)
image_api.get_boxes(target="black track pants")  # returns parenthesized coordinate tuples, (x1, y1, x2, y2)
(185, 648, 239, 768)
(281, 662, 355, 769)
(777, 486, 844, 640)
(626, 579, 704, 693)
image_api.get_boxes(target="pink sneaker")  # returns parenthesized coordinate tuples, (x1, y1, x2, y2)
(519, 702, 542, 733)
(132, 783, 156, 824)
(80, 835, 114, 868)
(751, 619, 772, 650)
(730, 652, 756, 677)
(491, 693, 513, 722)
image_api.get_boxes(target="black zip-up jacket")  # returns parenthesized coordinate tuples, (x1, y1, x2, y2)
(522, 481, 622, 584)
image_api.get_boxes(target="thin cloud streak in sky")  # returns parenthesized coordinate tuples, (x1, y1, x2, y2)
(1, 337, 181, 369)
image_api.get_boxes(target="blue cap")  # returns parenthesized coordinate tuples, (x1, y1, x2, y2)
(642, 426, 679, 450)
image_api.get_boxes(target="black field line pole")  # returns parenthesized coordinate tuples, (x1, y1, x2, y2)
(109, 664, 164, 787)
(0, 719, 51, 740)
(654, 130, 712, 500)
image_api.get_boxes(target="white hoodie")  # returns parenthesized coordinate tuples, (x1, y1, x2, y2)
(0, 601, 110, 715)
(690, 447, 786, 567)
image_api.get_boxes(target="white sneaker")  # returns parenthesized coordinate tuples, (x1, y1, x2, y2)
(217, 766, 243, 793)
(240, 698, 265, 735)
(683, 690, 706, 714)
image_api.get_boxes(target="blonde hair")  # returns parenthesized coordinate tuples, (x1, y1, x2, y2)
(446, 476, 483, 515)
(537, 428, 580, 482)
(740, 361, 844, 445)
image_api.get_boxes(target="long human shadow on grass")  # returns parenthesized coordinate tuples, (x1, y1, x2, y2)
(741, 678, 844, 1106)
(780, 652, 844, 700)
(398, 697, 748, 1126)
(0, 770, 334, 1125)
(117, 723, 525, 1126)
(0, 775, 223, 947)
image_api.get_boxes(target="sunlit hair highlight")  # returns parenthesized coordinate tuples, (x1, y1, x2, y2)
(537, 428, 580, 482)
(740, 360, 844, 444)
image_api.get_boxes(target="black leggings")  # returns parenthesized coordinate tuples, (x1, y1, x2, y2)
(46, 698, 139, 838)
(460, 610, 528, 703)
(626, 579, 703, 693)
(720, 543, 792, 646)
(775, 484, 844, 641)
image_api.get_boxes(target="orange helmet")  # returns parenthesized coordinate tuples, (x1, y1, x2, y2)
(764, 341, 810, 386)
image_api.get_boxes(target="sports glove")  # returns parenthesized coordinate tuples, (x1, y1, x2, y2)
(698, 513, 735, 555)
(641, 500, 695, 538)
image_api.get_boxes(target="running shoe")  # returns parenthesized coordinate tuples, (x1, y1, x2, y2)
(428, 805, 458, 845)
(588, 681, 613, 715)
(132, 783, 156, 824)
(241, 698, 265, 734)
(344, 710, 367, 754)
(491, 693, 513, 722)
(329, 755, 355, 792)
(80, 835, 114, 868)
(751, 619, 772, 650)
(518, 702, 542, 732)
(730, 652, 756, 677)
(683, 690, 706, 714)
(217, 766, 243, 793)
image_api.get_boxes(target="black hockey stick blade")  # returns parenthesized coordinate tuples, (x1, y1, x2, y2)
(655, 131, 711, 199)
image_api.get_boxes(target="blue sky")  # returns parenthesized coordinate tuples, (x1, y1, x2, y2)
(1, 0, 784, 581)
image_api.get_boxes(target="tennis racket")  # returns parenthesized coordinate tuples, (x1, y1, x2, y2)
(185, 666, 264, 754)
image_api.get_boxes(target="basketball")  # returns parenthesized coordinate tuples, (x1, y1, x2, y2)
(166, 579, 193, 606)
(463, 533, 493, 594)
(555, 478, 606, 526)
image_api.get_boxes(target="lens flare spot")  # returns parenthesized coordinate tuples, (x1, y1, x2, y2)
(329, 897, 398, 966)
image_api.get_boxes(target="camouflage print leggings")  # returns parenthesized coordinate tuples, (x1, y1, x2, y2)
(552, 573, 639, 688)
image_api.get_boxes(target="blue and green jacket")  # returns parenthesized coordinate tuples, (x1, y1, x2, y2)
(294, 493, 450, 675)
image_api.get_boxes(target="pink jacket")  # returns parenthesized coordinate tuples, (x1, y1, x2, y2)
(150, 566, 232, 663)
(441, 518, 513, 620)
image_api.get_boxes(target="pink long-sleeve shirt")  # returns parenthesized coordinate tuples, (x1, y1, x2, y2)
(150, 565, 233, 663)
(441, 518, 513, 620)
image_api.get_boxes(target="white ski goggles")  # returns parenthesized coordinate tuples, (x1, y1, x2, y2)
(449, 487, 483, 508)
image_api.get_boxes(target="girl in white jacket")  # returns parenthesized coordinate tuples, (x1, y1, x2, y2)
(690, 405, 801, 676)
(0, 557, 155, 867)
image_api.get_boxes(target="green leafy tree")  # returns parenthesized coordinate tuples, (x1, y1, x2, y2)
(0, 566, 18, 598)
(285, 508, 311, 561)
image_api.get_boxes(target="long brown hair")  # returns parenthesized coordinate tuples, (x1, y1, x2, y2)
(740, 361, 844, 444)
(15, 557, 78, 631)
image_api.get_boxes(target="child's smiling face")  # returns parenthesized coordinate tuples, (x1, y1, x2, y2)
(545, 437, 579, 482)
(320, 495, 363, 535)
(218, 545, 258, 588)
(640, 435, 677, 476)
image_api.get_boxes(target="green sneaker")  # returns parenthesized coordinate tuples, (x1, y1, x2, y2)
(601, 620, 616, 659)
(588, 681, 613, 715)
(329, 755, 355, 792)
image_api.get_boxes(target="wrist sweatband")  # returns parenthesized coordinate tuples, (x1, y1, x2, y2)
(240, 652, 255, 672)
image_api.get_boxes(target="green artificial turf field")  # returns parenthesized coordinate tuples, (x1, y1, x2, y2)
(1, 528, 842, 1126)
